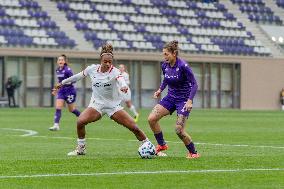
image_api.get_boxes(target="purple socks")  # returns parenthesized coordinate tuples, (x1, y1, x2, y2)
(72, 109, 80, 117)
(186, 142, 197, 154)
(154, 132, 166, 146)
(54, 109, 61, 124)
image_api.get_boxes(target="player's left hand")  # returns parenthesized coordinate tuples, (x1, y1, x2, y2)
(120, 86, 128, 93)
(183, 99, 193, 112)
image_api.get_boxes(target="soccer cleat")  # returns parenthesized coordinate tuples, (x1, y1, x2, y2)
(67, 145, 86, 156)
(155, 144, 168, 154)
(186, 152, 200, 159)
(156, 151, 167, 157)
(49, 124, 59, 131)
(134, 113, 139, 123)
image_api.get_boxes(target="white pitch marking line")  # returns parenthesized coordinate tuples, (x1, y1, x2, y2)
(1, 128, 38, 136)
(30, 136, 284, 149)
(0, 168, 283, 179)
(5, 133, 284, 149)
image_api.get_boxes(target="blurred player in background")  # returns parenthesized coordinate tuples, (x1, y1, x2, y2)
(118, 64, 139, 122)
(49, 54, 81, 131)
(147, 40, 200, 159)
(53, 44, 152, 156)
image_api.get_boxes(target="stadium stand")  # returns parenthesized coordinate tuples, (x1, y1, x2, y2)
(276, 0, 284, 8)
(231, 0, 282, 25)
(0, 0, 76, 48)
(51, 0, 271, 56)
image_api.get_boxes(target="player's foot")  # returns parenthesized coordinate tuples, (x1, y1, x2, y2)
(67, 145, 86, 156)
(49, 124, 59, 131)
(186, 152, 200, 159)
(156, 151, 168, 157)
(134, 113, 139, 123)
(155, 144, 168, 154)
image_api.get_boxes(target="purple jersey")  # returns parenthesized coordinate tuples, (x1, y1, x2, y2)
(159, 58, 198, 101)
(56, 64, 77, 104)
(56, 64, 74, 85)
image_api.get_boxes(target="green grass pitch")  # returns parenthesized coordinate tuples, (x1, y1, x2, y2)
(0, 108, 283, 188)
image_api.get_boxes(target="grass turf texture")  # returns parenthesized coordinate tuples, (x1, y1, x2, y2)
(0, 108, 283, 188)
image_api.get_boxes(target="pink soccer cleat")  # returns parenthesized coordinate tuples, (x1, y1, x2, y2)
(186, 152, 200, 159)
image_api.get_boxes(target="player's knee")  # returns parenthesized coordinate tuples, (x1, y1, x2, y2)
(148, 114, 157, 125)
(77, 118, 87, 127)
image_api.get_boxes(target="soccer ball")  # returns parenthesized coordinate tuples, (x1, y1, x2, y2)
(138, 141, 156, 159)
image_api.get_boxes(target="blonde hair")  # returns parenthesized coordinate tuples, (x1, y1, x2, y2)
(163, 40, 179, 56)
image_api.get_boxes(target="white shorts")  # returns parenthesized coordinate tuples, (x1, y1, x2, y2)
(88, 101, 123, 117)
(120, 87, 131, 102)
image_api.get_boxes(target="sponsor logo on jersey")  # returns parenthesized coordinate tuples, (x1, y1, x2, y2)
(94, 82, 112, 87)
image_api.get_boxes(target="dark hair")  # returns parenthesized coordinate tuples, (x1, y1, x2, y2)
(163, 40, 179, 56)
(100, 43, 113, 57)
(59, 54, 68, 65)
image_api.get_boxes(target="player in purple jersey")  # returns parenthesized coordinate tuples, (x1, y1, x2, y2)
(148, 40, 200, 159)
(49, 54, 81, 131)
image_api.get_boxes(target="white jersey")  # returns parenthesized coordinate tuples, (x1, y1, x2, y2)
(120, 71, 132, 101)
(83, 64, 126, 106)
(121, 71, 130, 86)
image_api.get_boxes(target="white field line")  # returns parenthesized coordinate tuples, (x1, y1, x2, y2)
(3, 130, 284, 149)
(0, 168, 283, 179)
(29, 135, 284, 149)
(0, 128, 38, 136)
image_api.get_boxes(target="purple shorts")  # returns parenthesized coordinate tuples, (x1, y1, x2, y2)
(57, 87, 77, 104)
(159, 95, 190, 117)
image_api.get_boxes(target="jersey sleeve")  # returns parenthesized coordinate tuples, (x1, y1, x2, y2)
(114, 68, 127, 88)
(83, 65, 95, 76)
(159, 62, 167, 91)
(183, 63, 198, 100)
(66, 67, 73, 78)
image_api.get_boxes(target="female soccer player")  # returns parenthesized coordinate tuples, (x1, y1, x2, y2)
(148, 40, 200, 159)
(49, 54, 81, 131)
(53, 44, 152, 156)
(118, 64, 139, 122)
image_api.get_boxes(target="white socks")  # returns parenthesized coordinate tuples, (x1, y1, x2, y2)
(130, 105, 138, 116)
(77, 138, 86, 146)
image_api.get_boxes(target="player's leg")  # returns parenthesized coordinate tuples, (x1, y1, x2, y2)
(176, 102, 200, 159)
(68, 107, 102, 156)
(148, 104, 171, 154)
(49, 99, 64, 131)
(67, 103, 80, 117)
(111, 109, 147, 141)
(125, 100, 139, 122)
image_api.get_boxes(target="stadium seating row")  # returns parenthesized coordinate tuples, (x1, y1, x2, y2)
(53, 0, 270, 55)
(0, 0, 75, 48)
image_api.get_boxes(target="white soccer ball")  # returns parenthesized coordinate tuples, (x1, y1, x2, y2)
(138, 141, 156, 159)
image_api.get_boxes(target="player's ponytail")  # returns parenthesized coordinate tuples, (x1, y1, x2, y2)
(163, 40, 179, 56)
(100, 43, 114, 58)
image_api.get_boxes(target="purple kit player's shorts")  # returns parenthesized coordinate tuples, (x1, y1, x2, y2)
(57, 87, 77, 104)
(159, 95, 190, 117)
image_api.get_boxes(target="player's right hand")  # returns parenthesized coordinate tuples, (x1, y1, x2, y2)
(51, 89, 57, 96)
(153, 89, 161, 98)
(51, 83, 62, 96)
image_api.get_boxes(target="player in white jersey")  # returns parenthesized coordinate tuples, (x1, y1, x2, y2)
(118, 64, 139, 122)
(52, 44, 152, 156)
